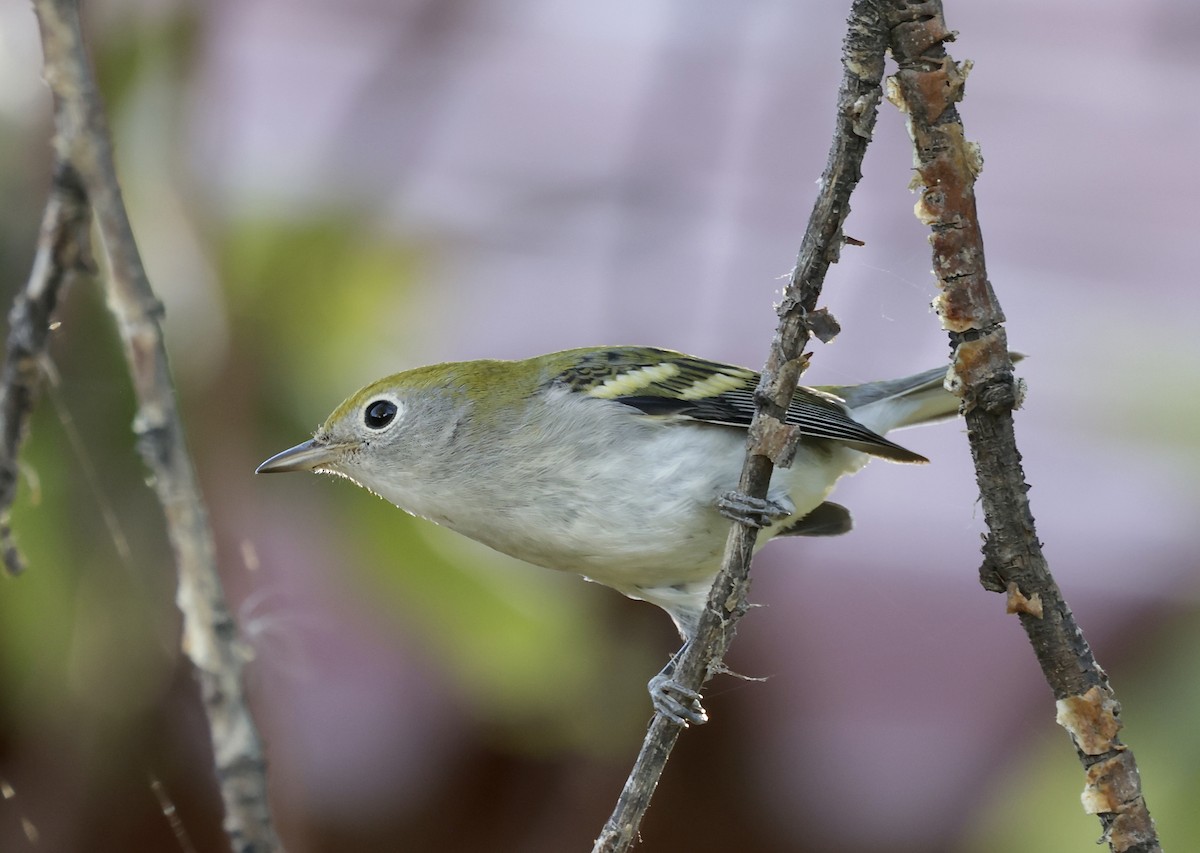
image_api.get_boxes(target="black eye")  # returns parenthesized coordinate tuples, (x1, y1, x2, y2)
(364, 399, 398, 429)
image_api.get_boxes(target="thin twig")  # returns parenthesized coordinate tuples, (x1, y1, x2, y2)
(591, 3, 890, 850)
(884, 2, 1159, 850)
(0, 161, 91, 575)
(28, 1, 280, 849)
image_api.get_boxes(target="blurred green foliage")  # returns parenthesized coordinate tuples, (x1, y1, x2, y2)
(965, 611, 1200, 852)
(221, 218, 425, 412)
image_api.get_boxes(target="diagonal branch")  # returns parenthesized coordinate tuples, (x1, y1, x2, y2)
(592, 2, 891, 850)
(0, 161, 92, 576)
(884, 2, 1160, 851)
(26, 1, 280, 849)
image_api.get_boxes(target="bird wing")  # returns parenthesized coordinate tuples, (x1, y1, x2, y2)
(554, 348, 926, 463)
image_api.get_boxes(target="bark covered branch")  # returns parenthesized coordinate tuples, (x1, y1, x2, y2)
(591, 3, 891, 849)
(17, 1, 280, 849)
(884, 2, 1159, 851)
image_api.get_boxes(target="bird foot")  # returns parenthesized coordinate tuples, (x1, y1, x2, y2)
(648, 670, 709, 726)
(717, 491, 792, 528)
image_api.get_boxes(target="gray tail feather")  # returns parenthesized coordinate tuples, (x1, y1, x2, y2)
(831, 365, 959, 433)
(833, 365, 948, 409)
(833, 354, 1023, 433)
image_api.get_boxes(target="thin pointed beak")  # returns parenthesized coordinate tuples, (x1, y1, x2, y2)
(256, 439, 349, 474)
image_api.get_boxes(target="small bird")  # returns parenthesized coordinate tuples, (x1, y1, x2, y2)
(258, 346, 959, 724)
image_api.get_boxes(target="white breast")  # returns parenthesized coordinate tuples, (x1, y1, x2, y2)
(388, 390, 860, 588)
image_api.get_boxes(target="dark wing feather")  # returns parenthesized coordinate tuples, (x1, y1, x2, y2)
(552, 347, 926, 463)
(780, 390, 926, 462)
(611, 394, 746, 424)
(620, 387, 924, 462)
(774, 501, 853, 537)
(561, 350, 926, 463)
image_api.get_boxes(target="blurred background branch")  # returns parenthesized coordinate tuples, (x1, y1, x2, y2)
(0, 161, 90, 576)
(18, 0, 278, 849)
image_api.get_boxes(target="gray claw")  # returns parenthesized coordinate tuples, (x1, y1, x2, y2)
(648, 672, 709, 726)
(717, 491, 791, 528)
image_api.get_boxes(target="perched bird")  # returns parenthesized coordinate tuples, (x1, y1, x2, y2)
(258, 346, 960, 724)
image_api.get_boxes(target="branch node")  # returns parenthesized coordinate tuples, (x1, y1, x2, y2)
(847, 89, 883, 138)
(750, 415, 803, 468)
(978, 552, 1006, 593)
(889, 2, 956, 64)
(806, 307, 842, 344)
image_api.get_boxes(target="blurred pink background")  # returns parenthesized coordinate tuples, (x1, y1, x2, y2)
(1, 0, 1198, 851)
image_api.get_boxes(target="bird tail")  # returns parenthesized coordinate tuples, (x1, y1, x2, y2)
(825, 365, 960, 435)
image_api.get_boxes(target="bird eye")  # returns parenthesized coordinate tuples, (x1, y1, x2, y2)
(364, 399, 398, 429)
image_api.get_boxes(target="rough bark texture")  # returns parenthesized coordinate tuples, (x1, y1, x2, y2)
(22, 1, 280, 849)
(592, 3, 891, 850)
(884, 2, 1159, 850)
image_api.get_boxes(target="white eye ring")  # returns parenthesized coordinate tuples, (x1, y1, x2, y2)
(363, 395, 402, 430)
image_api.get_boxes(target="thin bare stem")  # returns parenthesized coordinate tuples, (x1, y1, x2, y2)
(0, 161, 91, 575)
(592, 3, 890, 849)
(884, 2, 1159, 850)
(27, 1, 279, 849)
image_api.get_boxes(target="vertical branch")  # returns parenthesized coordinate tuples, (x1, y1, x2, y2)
(0, 162, 92, 575)
(592, 3, 890, 850)
(27, 1, 280, 850)
(884, 2, 1159, 851)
